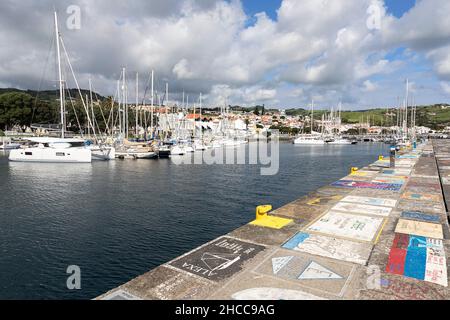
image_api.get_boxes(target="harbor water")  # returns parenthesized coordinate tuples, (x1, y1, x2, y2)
(0, 142, 388, 299)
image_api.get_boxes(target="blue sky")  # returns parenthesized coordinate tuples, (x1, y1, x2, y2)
(242, 0, 417, 20)
(241, 0, 281, 20)
(384, 0, 416, 17)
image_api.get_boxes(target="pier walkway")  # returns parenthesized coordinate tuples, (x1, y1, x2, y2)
(99, 140, 450, 300)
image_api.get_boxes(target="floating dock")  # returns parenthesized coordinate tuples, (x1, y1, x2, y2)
(98, 140, 450, 300)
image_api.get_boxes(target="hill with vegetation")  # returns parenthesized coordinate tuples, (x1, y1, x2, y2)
(1, 88, 450, 131)
(0, 88, 110, 132)
(285, 105, 450, 130)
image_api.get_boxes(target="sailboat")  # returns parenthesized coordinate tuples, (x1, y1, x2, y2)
(9, 12, 92, 163)
(113, 71, 156, 160)
(326, 102, 356, 145)
(85, 78, 116, 161)
(0, 140, 21, 150)
(294, 100, 326, 145)
(115, 138, 157, 159)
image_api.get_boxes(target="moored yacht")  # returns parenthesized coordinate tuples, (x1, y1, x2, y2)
(115, 139, 156, 159)
(8, 13, 92, 164)
(0, 142, 21, 150)
(326, 138, 357, 145)
(9, 138, 91, 163)
(170, 145, 185, 156)
(294, 135, 326, 145)
(157, 144, 171, 158)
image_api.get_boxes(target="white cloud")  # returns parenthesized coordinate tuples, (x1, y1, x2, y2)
(0, 0, 449, 108)
(441, 82, 450, 95)
(362, 80, 378, 92)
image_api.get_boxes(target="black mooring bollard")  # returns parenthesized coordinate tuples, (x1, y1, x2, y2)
(390, 146, 396, 168)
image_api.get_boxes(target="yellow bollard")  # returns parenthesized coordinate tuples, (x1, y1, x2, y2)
(379, 155, 384, 161)
(251, 205, 293, 229)
(256, 205, 273, 220)
(351, 167, 359, 174)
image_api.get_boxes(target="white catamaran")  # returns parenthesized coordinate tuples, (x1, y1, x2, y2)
(9, 12, 92, 163)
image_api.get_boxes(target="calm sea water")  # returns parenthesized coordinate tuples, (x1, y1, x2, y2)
(0, 142, 388, 299)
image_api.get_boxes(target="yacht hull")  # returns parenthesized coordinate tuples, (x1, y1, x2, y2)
(294, 139, 326, 145)
(0, 143, 21, 150)
(91, 147, 116, 161)
(9, 148, 92, 163)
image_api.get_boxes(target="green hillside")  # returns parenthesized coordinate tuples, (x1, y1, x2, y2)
(286, 105, 450, 130)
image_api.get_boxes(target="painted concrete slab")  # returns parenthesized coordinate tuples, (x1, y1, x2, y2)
(101, 289, 143, 300)
(350, 170, 378, 177)
(383, 169, 412, 175)
(255, 250, 355, 296)
(228, 221, 305, 247)
(405, 186, 442, 195)
(401, 211, 441, 224)
(109, 266, 218, 300)
(397, 200, 446, 215)
(271, 202, 329, 221)
(169, 237, 265, 282)
(208, 270, 334, 300)
(331, 180, 403, 192)
(341, 175, 374, 182)
(341, 195, 397, 207)
(401, 192, 442, 203)
(305, 211, 385, 243)
(315, 186, 354, 196)
(231, 287, 326, 300)
(331, 202, 392, 217)
(282, 232, 372, 265)
(386, 234, 447, 287)
(372, 178, 406, 185)
(395, 219, 444, 239)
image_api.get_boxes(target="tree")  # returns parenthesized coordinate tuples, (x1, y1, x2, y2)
(0, 92, 34, 129)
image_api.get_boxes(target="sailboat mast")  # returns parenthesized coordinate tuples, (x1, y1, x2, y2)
(193, 96, 197, 138)
(122, 67, 126, 138)
(89, 78, 96, 140)
(136, 72, 139, 137)
(54, 12, 65, 139)
(200, 93, 203, 139)
(311, 100, 314, 134)
(405, 78, 409, 139)
(151, 70, 154, 133)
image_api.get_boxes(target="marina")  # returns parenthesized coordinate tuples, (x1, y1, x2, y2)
(1, 0, 450, 308)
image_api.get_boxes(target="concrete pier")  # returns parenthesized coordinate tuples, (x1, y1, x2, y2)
(98, 140, 450, 300)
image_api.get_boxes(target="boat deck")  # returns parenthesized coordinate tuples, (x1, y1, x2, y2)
(98, 140, 450, 300)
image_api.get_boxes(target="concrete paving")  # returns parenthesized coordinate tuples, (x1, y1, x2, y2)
(98, 140, 450, 300)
